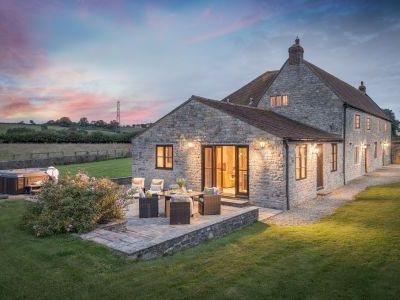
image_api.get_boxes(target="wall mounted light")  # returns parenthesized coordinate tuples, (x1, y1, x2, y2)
(260, 141, 266, 149)
(311, 144, 319, 155)
(187, 142, 194, 149)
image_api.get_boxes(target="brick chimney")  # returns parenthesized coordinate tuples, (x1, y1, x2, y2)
(288, 37, 304, 65)
(359, 81, 366, 93)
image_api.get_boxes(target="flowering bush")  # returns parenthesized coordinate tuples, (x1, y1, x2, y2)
(23, 171, 127, 237)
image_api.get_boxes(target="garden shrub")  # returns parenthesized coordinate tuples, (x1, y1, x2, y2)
(23, 172, 127, 237)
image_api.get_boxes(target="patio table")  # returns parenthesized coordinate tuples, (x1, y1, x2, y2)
(159, 191, 203, 217)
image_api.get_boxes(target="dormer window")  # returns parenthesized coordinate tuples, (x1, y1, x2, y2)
(270, 95, 288, 107)
(355, 114, 361, 129)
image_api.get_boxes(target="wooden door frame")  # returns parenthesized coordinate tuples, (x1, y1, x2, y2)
(364, 146, 369, 173)
(201, 145, 249, 198)
(316, 144, 324, 190)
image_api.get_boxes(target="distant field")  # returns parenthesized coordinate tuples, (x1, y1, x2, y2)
(57, 157, 132, 178)
(0, 143, 131, 161)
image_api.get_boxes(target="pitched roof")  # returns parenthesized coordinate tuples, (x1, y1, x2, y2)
(221, 70, 278, 106)
(303, 60, 390, 120)
(193, 96, 342, 142)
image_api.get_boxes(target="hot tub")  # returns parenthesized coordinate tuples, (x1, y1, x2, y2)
(0, 168, 49, 195)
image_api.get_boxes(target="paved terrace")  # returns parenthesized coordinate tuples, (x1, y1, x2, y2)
(81, 201, 281, 260)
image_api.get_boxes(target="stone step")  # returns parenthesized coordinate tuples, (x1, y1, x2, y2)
(221, 198, 249, 208)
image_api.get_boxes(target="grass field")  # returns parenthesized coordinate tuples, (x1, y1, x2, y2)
(0, 143, 131, 161)
(57, 157, 132, 178)
(1, 183, 399, 299)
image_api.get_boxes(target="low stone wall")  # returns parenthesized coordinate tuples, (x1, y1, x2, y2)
(128, 207, 259, 260)
(110, 176, 132, 186)
(0, 152, 130, 170)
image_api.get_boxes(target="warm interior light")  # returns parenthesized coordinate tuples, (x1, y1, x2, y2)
(187, 142, 194, 148)
(260, 141, 266, 149)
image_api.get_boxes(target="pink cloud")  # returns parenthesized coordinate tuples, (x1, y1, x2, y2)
(187, 10, 271, 44)
(0, 85, 164, 124)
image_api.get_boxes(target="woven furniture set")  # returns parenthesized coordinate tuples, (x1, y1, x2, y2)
(134, 177, 221, 225)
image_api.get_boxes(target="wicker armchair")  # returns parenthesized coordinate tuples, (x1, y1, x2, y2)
(199, 194, 221, 215)
(139, 196, 159, 218)
(169, 195, 193, 225)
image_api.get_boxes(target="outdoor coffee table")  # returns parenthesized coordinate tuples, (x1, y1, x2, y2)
(160, 191, 203, 217)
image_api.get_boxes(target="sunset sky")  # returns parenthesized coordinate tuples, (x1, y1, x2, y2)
(1, 0, 399, 125)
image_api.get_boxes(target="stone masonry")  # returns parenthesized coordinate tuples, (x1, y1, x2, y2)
(132, 99, 287, 209)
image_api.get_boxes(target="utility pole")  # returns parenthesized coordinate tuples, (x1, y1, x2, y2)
(116, 100, 121, 125)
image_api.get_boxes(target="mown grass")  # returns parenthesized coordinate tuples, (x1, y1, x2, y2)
(0, 183, 399, 299)
(57, 157, 132, 178)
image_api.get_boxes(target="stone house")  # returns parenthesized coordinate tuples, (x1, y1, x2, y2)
(132, 38, 391, 210)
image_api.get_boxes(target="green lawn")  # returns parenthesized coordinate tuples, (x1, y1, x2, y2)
(57, 157, 132, 178)
(1, 183, 400, 299)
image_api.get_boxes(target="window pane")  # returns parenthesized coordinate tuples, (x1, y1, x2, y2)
(157, 156, 164, 168)
(157, 146, 164, 156)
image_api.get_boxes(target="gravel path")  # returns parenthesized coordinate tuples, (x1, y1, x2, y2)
(266, 165, 400, 226)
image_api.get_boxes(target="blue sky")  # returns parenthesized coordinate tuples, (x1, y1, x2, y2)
(1, 0, 399, 124)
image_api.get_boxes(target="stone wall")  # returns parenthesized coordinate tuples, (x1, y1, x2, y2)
(344, 107, 391, 182)
(132, 99, 287, 209)
(127, 207, 259, 260)
(288, 141, 344, 207)
(258, 61, 344, 135)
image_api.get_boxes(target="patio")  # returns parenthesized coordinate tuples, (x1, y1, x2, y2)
(81, 197, 281, 260)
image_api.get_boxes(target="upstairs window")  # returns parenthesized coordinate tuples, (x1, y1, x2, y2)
(295, 144, 307, 180)
(384, 122, 388, 132)
(156, 145, 173, 169)
(366, 117, 371, 130)
(374, 142, 377, 159)
(331, 143, 338, 172)
(270, 95, 288, 107)
(355, 114, 361, 129)
(355, 146, 359, 164)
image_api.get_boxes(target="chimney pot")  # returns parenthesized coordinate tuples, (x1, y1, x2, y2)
(359, 81, 366, 93)
(288, 37, 304, 65)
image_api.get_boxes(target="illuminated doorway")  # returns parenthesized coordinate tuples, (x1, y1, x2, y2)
(202, 145, 248, 198)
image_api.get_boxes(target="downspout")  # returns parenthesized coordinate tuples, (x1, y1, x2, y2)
(343, 104, 347, 185)
(284, 139, 290, 210)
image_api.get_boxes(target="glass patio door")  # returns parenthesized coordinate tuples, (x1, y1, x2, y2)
(202, 145, 249, 198)
(237, 146, 248, 196)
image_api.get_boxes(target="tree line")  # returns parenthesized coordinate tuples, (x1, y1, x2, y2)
(0, 126, 141, 144)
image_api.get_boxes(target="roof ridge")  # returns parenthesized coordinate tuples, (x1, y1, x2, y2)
(303, 59, 389, 120)
(303, 60, 362, 95)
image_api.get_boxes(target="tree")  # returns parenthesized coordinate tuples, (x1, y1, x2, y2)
(57, 117, 73, 127)
(94, 120, 107, 127)
(78, 117, 89, 127)
(108, 120, 119, 130)
(383, 109, 399, 136)
(29, 120, 35, 125)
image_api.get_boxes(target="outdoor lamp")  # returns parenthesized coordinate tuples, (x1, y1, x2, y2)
(260, 141, 266, 149)
(187, 142, 194, 148)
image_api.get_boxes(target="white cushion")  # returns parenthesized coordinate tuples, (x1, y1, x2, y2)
(150, 184, 162, 192)
(138, 189, 146, 198)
